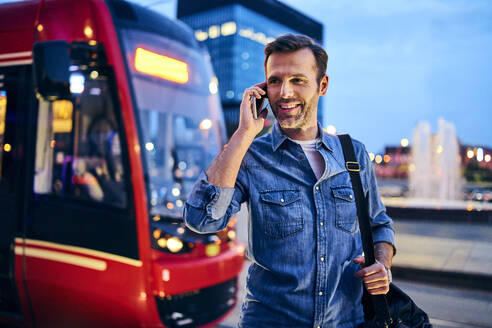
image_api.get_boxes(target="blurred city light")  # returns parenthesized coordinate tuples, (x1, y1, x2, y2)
(69, 73, 85, 94)
(206, 243, 220, 257)
(466, 149, 474, 159)
(153, 229, 162, 239)
(375, 155, 383, 164)
(195, 30, 208, 41)
(436, 145, 443, 154)
(326, 125, 336, 135)
(3, 143, 11, 152)
(157, 238, 167, 248)
(477, 148, 484, 162)
(209, 77, 218, 94)
(84, 26, 94, 38)
(200, 118, 213, 130)
(167, 237, 184, 253)
(221, 21, 236, 36)
(208, 25, 220, 39)
(485, 154, 491, 162)
(369, 152, 375, 162)
(384, 154, 391, 163)
(400, 138, 409, 147)
(227, 230, 236, 240)
(145, 142, 154, 151)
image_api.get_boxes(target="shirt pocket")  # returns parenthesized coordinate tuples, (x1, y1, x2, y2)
(259, 189, 303, 238)
(331, 186, 358, 233)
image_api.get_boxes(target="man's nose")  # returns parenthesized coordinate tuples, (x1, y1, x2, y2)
(280, 82, 294, 98)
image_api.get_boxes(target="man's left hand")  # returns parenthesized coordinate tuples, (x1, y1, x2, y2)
(353, 255, 390, 295)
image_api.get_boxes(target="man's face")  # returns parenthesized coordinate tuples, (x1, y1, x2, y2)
(266, 48, 328, 131)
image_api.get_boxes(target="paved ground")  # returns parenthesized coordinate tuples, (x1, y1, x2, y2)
(392, 220, 492, 290)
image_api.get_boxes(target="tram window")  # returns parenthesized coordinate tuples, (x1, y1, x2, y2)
(0, 90, 6, 180)
(34, 73, 127, 208)
(0, 67, 24, 191)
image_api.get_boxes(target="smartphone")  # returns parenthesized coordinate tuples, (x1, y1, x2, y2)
(251, 84, 267, 119)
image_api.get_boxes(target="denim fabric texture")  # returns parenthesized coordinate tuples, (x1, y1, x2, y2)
(184, 122, 396, 328)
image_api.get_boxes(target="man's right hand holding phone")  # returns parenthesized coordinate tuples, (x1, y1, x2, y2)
(204, 82, 268, 188)
(238, 82, 268, 139)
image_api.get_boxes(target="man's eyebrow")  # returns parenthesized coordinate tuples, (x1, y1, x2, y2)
(267, 73, 308, 80)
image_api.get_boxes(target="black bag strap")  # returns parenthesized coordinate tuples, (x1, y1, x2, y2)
(337, 134, 393, 327)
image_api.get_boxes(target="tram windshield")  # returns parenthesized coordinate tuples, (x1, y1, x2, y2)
(121, 28, 225, 219)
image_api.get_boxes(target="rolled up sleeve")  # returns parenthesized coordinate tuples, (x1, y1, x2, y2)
(184, 169, 248, 234)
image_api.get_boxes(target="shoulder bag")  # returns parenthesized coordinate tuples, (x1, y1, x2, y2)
(337, 134, 432, 328)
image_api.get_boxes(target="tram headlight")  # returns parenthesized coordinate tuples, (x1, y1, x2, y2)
(166, 237, 184, 253)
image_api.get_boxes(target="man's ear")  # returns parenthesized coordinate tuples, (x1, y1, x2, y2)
(319, 74, 329, 96)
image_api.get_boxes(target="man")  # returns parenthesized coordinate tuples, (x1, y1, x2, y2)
(184, 34, 395, 328)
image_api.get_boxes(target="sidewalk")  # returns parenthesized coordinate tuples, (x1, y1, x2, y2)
(391, 220, 492, 290)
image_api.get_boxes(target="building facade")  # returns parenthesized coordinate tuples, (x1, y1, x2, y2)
(178, 0, 324, 136)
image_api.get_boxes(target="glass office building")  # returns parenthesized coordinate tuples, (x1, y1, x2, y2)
(178, 0, 323, 136)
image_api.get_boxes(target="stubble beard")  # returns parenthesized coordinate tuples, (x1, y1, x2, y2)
(274, 96, 317, 130)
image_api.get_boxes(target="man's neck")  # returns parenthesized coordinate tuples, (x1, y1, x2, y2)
(281, 123, 319, 141)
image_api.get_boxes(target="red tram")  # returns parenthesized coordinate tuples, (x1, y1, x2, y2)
(0, 0, 244, 327)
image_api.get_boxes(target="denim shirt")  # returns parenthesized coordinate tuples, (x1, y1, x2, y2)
(184, 122, 395, 328)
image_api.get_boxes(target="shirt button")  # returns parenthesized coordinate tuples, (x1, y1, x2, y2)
(320, 222, 324, 226)
(317, 326, 321, 328)
(320, 257, 324, 261)
(315, 186, 319, 191)
(318, 291, 323, 296)
(280, 198, 284, 203)
(349, 194, 353, 199)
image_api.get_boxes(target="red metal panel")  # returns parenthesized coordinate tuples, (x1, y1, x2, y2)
(17, 239, 147, 327)
(152, 247, 245, 297)
(0, 1, 38, 55)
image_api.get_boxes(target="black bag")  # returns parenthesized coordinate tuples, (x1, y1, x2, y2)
(337, 134, 432, 328)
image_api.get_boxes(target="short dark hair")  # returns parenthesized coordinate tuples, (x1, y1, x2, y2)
(264, 34, 328, 84)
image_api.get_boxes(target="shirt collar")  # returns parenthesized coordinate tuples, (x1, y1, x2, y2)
(271, 121, 335, 153)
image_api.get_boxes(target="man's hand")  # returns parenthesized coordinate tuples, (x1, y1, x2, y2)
(238, 82, 268, 138)
(353, 255, 390, 295)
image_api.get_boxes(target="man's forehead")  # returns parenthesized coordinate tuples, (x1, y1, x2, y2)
(266, 48, 317, 77)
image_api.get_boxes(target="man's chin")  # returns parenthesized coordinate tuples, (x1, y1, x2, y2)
(277, 118, 301, 129)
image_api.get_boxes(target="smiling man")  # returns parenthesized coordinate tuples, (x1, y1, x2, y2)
(184, 34, 395, 328)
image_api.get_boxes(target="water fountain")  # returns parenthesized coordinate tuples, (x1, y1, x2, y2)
(384, 118, 492, 222)
(409, 118, 462, 201)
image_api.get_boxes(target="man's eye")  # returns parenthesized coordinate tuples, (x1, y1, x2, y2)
(269, 79, 279, 84)
(292, 78, 304, 83)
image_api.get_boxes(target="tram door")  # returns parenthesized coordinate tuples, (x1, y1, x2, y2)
(0, 65, 32, 317)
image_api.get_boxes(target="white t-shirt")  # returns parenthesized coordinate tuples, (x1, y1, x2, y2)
(290, 138, 325, 180)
